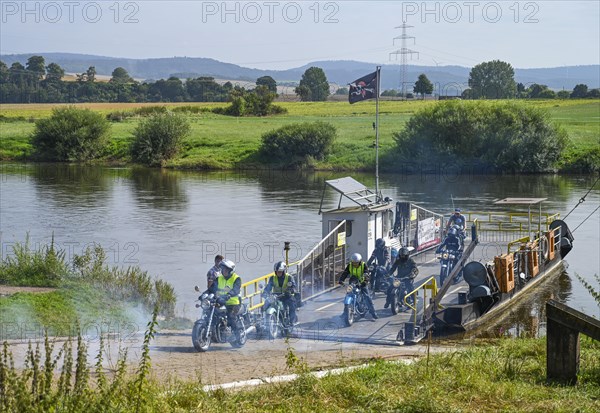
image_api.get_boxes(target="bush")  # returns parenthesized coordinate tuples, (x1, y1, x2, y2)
(130, 112, 191, 166)
(32, 107, 110, 161)
(559, 146, 600, 173)
(393, 101, 568, 173)
(260, 122, 336, 166)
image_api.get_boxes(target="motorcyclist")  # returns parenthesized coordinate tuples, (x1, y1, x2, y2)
(436, 226, 463, 254)
(338, 253, 378, 319)
(385, 247, 418, 309)
(203, 259, 242, 333)
(206, 254, 224, 289)
(367, 238, 390, 290)
(446, 208, 467, 248)
(263, 261, 298, 325)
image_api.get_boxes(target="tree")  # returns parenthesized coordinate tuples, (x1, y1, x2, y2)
(110, 67, 133, 83)
(32, 107, 110, 161)
(26, 56, 46, 80)
(538, 89, 556, 99)
(393, 101, 567, 173)
(335, 87, 349, 95)
(9, 62, 26, 86)
(256, 76, 277, 93)
(468, 60, 517, 99)
(0, 61, 9, 84)
(45, 63, 65, 81)
(131, 112, 191, 166)
(528, 84, 549, 98)
(295, 67, 329, 101)
(413, 74, 433, 98)
(587, 88, 600, 98)
(571, 84, 588, 98)
(557, 90, 570, 99)
(260, 122, 336, 165)
(86, 66, 96, 82)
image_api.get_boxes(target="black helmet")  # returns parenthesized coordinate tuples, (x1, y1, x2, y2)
(399, 247, 410, 260)
(448, 227, 458, 237)
(375, 238, 386, 249)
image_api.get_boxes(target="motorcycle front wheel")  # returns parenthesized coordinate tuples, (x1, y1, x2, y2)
(343, 304, 355, 327)
(231, 319, 247, 348)
(266, 313, 280, 340)
(390, 290, 402, 315)
(192, 323, 211, 352)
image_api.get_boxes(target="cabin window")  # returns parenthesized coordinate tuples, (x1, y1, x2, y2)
(330, 220, 352, 237)
(382, 210, 394, 236)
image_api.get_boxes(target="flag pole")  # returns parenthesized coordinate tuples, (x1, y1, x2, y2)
(375, 66, 381, 202)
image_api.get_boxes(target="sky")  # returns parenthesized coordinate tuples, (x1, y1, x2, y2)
(1, 0, 599, 70)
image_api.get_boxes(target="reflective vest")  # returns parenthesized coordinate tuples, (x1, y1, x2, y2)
(349, 262, 367, 283)
(216, 273, 240, 305)
(272, 274, 289, 294)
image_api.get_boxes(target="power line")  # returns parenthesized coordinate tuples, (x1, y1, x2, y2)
(389, 23, 418, 98)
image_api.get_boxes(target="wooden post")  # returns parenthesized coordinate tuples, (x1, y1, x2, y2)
(546, 300, 600, 385)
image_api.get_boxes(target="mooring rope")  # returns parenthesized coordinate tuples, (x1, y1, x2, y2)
(571, 205, 600, 233)
(563, 175, 600, 220)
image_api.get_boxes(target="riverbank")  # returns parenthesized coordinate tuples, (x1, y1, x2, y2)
(1, 99, 598, 172)
(2, 333, 599, 412)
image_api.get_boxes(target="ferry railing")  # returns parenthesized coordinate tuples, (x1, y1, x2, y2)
(240, 220, 347, 312)
(403, 276, 439, 326)
(463, 211, 560, 243)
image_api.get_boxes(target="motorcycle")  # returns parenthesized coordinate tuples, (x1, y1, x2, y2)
(369, 265, 393, 294)
(437, 249, 462, 286)
(342, 282, 369, 326)
(191, 287, 247, 352)
(261, 292, 294, 339)
(387, 277, 414, 315)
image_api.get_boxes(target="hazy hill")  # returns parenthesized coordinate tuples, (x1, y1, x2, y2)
(2, 53, 598, 93)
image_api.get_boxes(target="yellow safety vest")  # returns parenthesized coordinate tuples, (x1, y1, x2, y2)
(216, 273, 240, 305)
(272, 274, 289, 294)
(349, 262, 367, 283)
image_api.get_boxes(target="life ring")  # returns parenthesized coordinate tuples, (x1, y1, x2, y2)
(540, 236, 549, 261)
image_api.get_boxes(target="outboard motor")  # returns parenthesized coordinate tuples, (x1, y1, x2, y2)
(549, 220, 574, 258)
(463, 261, 497, 315)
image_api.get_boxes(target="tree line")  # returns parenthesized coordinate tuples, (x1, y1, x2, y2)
(0, 55, 281, 104)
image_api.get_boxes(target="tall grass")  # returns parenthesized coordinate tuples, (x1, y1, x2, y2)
(1, 240, 176, 320)
(1, 333, 598, 412)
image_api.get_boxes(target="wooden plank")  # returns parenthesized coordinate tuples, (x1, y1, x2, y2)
(546, 300, 600, 340)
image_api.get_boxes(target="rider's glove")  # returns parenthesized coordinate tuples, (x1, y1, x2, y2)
(216, 297, 227, 306)
(360, 281, 367, 288)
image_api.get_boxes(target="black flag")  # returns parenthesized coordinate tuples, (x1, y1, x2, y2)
(348, 71, 378, 104)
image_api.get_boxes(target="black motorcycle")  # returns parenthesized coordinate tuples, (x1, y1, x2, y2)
(437, 249, 462, 286)
(369, 265, 393, 294)
(387, 277, 414, 315)
(261, 292, 293, 340)
(191, 289, 247, 352)
(342, 282, 369, 326)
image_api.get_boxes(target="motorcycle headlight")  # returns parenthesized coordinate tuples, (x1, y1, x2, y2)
(443, 253, 449, 259)
(346, 285, 353, 293)
(201, 299, 211, 310)
(393, 279, 401, 288)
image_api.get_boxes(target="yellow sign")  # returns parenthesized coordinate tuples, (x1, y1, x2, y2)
(337, 232, 346, 247)
(410, 209, 417, 221)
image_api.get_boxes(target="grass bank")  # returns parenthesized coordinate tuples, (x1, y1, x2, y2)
(0, 99, 598, 172)
(1, 332, 599, 412)
(0, 239, 177, 339)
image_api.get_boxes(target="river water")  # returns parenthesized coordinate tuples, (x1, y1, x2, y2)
(1, 164, 598, 326)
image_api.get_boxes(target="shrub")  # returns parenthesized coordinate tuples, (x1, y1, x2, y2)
(32, 107, 110, 161)
(260, 122, 336, 166)
(393, 101, 568, 173)
(130, 112, 191, 166)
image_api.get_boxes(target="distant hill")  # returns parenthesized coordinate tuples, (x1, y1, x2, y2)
(2, 53, 598, 93)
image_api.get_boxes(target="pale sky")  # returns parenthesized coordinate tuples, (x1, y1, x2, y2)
(1, 0, 599, 69)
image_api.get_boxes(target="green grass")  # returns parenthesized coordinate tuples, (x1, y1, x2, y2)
(1, 100, 598, 171)
(1, 335, 599, 412)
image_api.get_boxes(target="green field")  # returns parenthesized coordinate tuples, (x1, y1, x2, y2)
(0, 99, 598, 171)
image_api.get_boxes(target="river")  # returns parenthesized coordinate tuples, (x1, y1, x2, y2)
(1, 164, 598, 325)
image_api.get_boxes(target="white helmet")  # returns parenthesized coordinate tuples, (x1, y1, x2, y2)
(350, 253, 362, 263)
(219, 259, 236, 273)
(274, 261, 287, 273)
